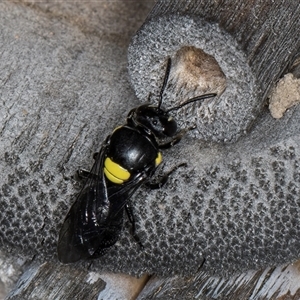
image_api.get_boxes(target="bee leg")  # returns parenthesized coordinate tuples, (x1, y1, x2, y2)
(125, 202, 144, 249)
(76, 168, 91, 179)
(76, 169, 100, 182)
(159, 126, 196, 149)
(146, 163, 187, 189)
(76, 144, 108, 180)
(147, 92, 153, 102)
(92, 152, 99, 160)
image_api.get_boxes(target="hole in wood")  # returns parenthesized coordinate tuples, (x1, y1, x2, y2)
(170, 46, 227, 97)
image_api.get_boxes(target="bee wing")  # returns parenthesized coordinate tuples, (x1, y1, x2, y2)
(57, 145, 111, 263)
(57, 144, 151, 263)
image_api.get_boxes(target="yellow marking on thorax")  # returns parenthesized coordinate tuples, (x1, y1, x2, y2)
(104, 157, 130, 184)
(155, 152, 162, 166)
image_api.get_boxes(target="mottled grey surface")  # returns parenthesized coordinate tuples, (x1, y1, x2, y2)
(128, 15, 260, 143)
(0, 0, 156, 272)
(0, 0, 300, 280)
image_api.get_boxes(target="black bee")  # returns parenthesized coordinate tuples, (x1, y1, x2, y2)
(57, 57, 216, 263)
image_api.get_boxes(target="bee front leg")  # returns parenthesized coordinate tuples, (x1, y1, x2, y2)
(145, 163, 187, 190)
(159, 126, 196, 149)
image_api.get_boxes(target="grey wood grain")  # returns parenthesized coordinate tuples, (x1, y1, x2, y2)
(1, 3, 300, 300)
(128, 0, 300, 142)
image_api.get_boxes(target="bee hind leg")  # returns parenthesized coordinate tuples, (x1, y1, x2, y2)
(125, 202, 144, 250)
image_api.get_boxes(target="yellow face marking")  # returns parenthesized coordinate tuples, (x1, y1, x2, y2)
(155, 152, 162, 166)
(104, 157, 130, 184)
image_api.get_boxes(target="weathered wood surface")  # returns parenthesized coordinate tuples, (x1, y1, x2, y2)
(0, 251, 24, 300)
(136, 0, 300, 99)
(137, 260, 300, 299)
(127, 0, 300, 277)
(128, 0, 300, 142)
(1, 0, 300, 299)
(6, 263, 106, 300)
(0, 0, 155, 298)
(5, 262, 149, 300)
(5, 259, 300, 299)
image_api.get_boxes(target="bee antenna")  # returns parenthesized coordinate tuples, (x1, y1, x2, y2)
(166, 93, 217, 113)
(158, 57, 172, 109)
